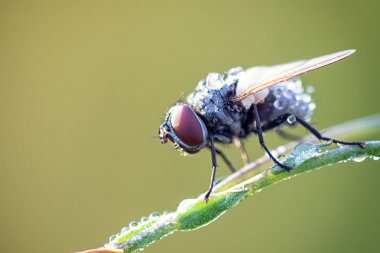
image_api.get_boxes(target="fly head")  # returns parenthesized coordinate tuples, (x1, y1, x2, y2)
(159, 103, 209, 154)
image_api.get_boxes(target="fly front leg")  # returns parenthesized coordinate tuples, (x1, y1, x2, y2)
(253, 105, 292, 172)
(204, 135, 218, 203)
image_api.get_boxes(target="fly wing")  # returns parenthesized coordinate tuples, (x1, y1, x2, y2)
(232, 49, 356, 103)
(235, 60, 307, 107)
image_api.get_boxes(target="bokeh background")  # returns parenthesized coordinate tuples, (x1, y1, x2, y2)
(1, 1, 380, 253)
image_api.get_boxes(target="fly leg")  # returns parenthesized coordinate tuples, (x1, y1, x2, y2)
(209, 146, 236, 173)
(253, 105, 292, 172)
(290, 115, 365, 147)
(204, 135, 217, 203)
(233, 137, 250, 165)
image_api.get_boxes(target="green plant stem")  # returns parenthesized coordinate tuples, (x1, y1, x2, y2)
(77, 114, 380, 253)
(214, 114, 380, 192)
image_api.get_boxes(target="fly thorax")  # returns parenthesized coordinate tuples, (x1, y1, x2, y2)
(186, 72, 247, 139)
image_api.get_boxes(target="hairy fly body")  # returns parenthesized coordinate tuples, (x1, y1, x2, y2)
(158, 50, 363, 202)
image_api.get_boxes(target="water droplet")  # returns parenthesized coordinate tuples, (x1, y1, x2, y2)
(196, 79, 206, 90)
(149, 212, 161, 219)
(273, 86, 284, 97)
(287, 115, 296, 125)
(277, 154, 287, 162)
(301, 94, 311, 103)
(109, 234, 117, 241)
(206, 73, 225, 90)
(274, 98, 287, 110)
(121, 226, 129, 233)
(256, 189, 263, 193)
(308, 102, 316, 111)
(306, 86, 315, 94)
(129, 221, 139, 229)
(141, 217, 149, 223)
(371, 156, 380, 161)
(353, 155, 366, 163)
(283, 88, 294, 99)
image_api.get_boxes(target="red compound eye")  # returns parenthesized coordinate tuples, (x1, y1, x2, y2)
(170, 105, 205, 147)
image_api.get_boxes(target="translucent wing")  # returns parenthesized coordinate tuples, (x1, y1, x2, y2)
(232, 49, 356, 103)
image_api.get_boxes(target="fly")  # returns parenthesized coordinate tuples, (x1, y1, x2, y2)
(158, 49, 363, 203)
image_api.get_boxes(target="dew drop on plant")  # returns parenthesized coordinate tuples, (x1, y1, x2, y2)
(177, 199, 195, 212)
(121, 226, 129, 233)
(129, 221, 139, 229)
(141, 217, 149, 223)
(277, 154, 287, 162)
(149, 212, 161, 219)
(371, 156, 380, 161)
(109, 234, 117, 241)
(352, 155, 367, 163)
(287, 115, 296, 125)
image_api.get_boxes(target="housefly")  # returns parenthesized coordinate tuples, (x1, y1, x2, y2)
(158, 49, 363, 202)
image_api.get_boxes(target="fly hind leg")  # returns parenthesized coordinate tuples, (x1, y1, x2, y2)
(264, 113, 364, 148)
(291, 115, 365, 147)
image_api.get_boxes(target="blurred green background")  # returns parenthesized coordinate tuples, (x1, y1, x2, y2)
(1, 1, 380, 252)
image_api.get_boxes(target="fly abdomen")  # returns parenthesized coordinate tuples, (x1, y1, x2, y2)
(258, 78, 316, 124)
